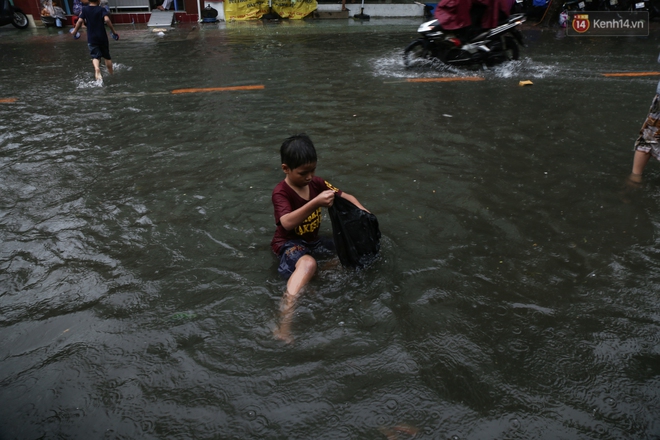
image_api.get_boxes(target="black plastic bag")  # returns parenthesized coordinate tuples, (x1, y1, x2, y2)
(328, 195, 381, 268)
(202, 5, 218, 18)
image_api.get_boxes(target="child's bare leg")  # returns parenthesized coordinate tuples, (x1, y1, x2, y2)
(630, 149, 651, 182)
(92, 58, 102, 80)
(274, 255, 317, 343)
(105, 58, 113, 75)
(632, 149, 651, 175)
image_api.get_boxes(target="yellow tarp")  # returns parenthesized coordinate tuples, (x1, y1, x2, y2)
(224, 0, 316, 20)
(273, 0, 316, 19)
(224, 0, 270, 20)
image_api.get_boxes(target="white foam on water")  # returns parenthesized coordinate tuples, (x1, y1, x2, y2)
(72, 63, 132, 90)
(111, 63, 132, 73)
(371, 50, 561, 81)
(74, 74, 104, 89)
(371, 50, 477, 80)
(488, 58, 559, 79)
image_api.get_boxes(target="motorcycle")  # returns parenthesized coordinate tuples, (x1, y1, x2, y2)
(613, 0, 660, 19)
(562, 0, 587, 10)
(628, 0, 649, 13)
(0, 0, 29, 29)
(403, 13, 526, 68)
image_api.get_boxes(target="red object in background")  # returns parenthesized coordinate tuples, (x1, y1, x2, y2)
(13, 0, 41, 21)
(5, 0, 202, 27)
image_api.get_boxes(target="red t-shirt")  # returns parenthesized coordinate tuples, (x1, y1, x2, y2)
(271, 176, 341, 255)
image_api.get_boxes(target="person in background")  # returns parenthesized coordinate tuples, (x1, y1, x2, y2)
(70, 0, 119, 81)
(629, 53, 660, 183)
(156, 0, 173, 11)
(51, 0, 67, 27)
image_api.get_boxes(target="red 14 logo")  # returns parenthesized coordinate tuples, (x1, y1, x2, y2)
(572, 14, 590, 33)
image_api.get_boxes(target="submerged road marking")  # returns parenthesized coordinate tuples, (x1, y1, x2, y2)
(80, 85, 266, 99)
(171, 85, 266, 94)
(406, 77, 485, 83)
(602, 72, 660, 77)
(384, 77, 485, 84)
(0, 98, 17, 103)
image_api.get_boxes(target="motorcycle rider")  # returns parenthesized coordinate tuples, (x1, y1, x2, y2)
(434, 0, 512, 43)
(433, 0, 473, 42)
(475, 0, 513, 29)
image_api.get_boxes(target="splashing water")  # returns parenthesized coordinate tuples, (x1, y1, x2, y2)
(111, 63, 132, 73)
(371, 48, 561, 81)
(371, 50, 477, 79)
(73, 63, 131, 89)
(74, 75, 104, 89)
(488, 57, 558, 79)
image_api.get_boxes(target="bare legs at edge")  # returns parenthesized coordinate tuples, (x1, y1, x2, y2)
(630, 149, 651, 184)
(93, 58, 113, 81)
(273, 255, 317, 344)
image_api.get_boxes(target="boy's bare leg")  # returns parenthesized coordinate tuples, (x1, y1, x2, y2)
(105, 58, 113, 75)
(274, 255, 317, 344)
(92, 58, 102, 80)
(630, 149, 651, 183)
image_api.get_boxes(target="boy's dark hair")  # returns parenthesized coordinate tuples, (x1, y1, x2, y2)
(280, 134, 317, 170)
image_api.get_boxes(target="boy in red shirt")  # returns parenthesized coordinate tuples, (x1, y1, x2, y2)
(271, 134, 368, 343)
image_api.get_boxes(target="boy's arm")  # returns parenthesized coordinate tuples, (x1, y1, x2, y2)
(72, 17, 83, 34)
(104, 15, 117, 34)
(279, 190, 335, 231)
(340, 192, 369, 212)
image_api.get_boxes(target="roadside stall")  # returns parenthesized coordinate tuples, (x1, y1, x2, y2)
(40, 0, 67, 26)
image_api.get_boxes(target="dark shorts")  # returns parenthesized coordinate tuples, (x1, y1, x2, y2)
(277, 238, 335, 279)
(634, 94, 660, 159)
(88, 44, 111, 60)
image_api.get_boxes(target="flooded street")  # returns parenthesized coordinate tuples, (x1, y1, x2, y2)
(1, 18, 660, 438)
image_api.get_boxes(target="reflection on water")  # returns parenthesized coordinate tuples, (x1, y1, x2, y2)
(1, 20, 660, 439)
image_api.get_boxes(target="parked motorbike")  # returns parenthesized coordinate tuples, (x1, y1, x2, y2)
(599, 0, 620, 10)
(561, 0, 586, 11)
(628, 0, 650, 13)
(403, 13, 526, 68)
(0, 0, 29, 28)
(649, 0, 660, 18)
(614, 0, 659, 19)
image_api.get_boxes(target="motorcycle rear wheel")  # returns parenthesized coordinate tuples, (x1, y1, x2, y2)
(502, 35, 519, 61)
(12, 11, 29, 29)
(403, 40, 431, 67)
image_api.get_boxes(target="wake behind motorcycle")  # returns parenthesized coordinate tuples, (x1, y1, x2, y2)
(0, 0, 29, 29)
(404, 13, 526, 68)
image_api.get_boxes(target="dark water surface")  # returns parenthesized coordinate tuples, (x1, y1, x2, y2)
(1, 19, 660, 439)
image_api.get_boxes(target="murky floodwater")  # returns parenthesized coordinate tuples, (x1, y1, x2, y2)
(1, 18, 660, 439)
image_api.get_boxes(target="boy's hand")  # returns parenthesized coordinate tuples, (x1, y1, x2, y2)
(111, 32, 119, 40)
(70, 28, 81, 39)
(314, 190, 336, 208)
